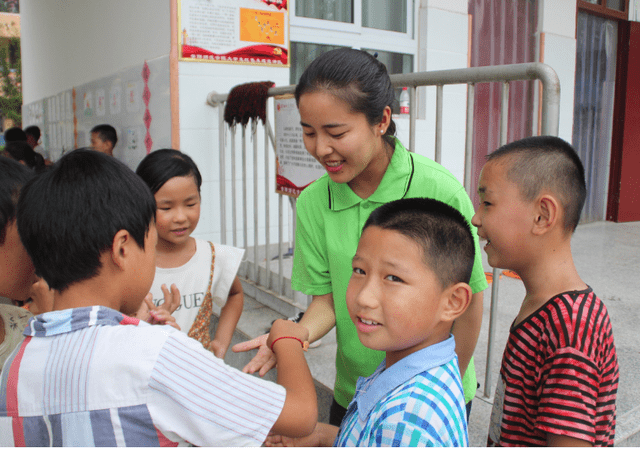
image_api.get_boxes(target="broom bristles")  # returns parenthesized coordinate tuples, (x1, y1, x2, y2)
(224, 81, 275, 127)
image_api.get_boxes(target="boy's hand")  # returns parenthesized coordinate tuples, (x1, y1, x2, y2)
(267, 319, 310, 351)
(147, 305, 181, 330)
(232, 334, 277, 376)
(134, 294, 181, 330)
(233, 320, 310, 375)
(208, 339, 228, 359)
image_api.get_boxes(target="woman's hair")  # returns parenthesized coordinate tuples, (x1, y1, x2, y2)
(294, 48, 397, 145)
(136, 148, 202, 195)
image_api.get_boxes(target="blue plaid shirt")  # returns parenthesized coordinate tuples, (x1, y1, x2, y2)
(334, 335, 469, 447)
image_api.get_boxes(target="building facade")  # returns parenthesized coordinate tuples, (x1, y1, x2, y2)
(18, 0, 640, 246)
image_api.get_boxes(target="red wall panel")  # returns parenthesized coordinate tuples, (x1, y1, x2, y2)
(616, 21, 640, 222)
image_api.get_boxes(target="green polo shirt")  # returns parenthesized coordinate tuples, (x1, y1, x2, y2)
(292, 139, 488, 409)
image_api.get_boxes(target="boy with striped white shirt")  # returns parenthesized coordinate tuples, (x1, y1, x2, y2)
(0, 149, 317, 447)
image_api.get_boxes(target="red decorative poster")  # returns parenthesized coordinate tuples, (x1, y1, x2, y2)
(274, 96, 325, 198)
(178, 0, 289, 66)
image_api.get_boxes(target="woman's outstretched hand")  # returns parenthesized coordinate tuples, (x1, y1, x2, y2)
(231, 333, 277, 376)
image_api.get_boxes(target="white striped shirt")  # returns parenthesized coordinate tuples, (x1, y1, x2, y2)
(0, 306, 286, 447)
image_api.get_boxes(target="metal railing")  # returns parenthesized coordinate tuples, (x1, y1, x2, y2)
(207, 62, 561, 395)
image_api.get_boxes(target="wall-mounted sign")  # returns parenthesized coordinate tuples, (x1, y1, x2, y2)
(274, 95, 324, 198)
(178, 0, 289, 67)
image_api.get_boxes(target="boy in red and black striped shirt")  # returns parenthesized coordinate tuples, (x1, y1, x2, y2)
(472, 136, 619, 447)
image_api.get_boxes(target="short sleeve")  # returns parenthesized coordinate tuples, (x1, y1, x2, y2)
(443, 187, 488, 295)
(210, 243, 245, 308)
(536, 347, 600, 443)
(291, 188, 333, 295)
(148, 333, 286, 447)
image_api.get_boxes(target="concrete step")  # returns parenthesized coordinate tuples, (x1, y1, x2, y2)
(212, 294, 336, 424)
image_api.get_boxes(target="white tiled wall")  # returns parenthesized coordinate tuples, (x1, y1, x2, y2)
(178, 61, 289, 244)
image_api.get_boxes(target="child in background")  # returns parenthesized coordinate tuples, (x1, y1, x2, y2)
(90, 124, 117, 156)
(0, 149, 317, 447)
(472, 136, 619, 447)
(0, 157, 38, 371)
(268, 197, 474, 447)
(136, 149, 244, 359)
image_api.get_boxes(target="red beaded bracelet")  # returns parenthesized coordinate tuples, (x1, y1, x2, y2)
(270, 336, 309, 352)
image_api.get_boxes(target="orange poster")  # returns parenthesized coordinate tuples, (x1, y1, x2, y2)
(240, 8, 285, 45)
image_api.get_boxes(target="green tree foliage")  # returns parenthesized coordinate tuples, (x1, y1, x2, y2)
(0, 36, 21, 127)
(0, 1, 19, 14)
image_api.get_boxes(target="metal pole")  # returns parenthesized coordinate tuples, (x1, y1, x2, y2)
(483, 81, 510, 399)
(264, 111, 271, 290)
(231, 125, 237, 247)
(253, 121, 259, 284)
(242, 127, 248, 278)
(435, 85, 443, 164)
(464, 83, 475, 196)
(278, 193, 284, 295)
(218, 104, 226, 244)
(409, 86, 417, 153)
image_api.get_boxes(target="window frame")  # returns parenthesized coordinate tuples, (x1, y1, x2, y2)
(577, 0, 629, 20)
(290, 0, 418, 67)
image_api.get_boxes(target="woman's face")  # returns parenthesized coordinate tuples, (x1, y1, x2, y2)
(298, 90, 391, 197)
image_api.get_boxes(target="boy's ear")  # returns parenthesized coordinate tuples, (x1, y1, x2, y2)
(440, 282, 472, 322)
(532, 193, 559, 235)
(110, 229, 133, 270)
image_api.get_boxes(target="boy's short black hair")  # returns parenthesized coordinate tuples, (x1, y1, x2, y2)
(24, 125, 41, 141)
(136, 148, 202, 194)
(17, 149, 156, 291)
(4, 141, 44, 171)
(3, 127, 27, 143)
(363, 198, 475, 288)
(90, 124, 118, 146)
(0, 156, 32, 244)
(488, 135, 586, 233)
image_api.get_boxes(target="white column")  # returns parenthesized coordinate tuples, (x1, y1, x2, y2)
(413, 0, 469, 181)
(538, 0, 577, 142)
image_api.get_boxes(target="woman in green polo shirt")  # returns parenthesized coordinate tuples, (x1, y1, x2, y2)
(234, 48, 488, 428)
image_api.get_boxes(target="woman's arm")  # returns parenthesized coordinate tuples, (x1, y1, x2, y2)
(232, 293, 336, 375)
(265, 422, 340, 447)
(297, 293, 336, 343)
(209, 276, 244, 359)
(451, 291, 483, 377)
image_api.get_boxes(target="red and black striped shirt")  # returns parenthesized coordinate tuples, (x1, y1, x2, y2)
(487, 288, 619, 447)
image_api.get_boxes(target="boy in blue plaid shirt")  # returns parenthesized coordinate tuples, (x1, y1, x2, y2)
(267, 198, 473, 447)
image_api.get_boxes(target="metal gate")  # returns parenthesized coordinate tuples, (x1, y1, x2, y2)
(206, 62, 561, 394)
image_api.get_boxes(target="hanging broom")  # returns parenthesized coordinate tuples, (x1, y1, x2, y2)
(223, 81, 275, 128)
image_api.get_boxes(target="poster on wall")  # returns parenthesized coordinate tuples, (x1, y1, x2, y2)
(22, 55, 171, 170)
(178, 0, 289, 66)
(274, 95, 324, 198)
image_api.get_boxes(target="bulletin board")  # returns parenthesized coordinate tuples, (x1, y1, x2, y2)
(178, 0, 289, 67)
(22, 55, 171, 170)
(274, 95, 324, 197)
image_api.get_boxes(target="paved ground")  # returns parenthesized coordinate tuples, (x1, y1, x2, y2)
(222, 220, 640, 447)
